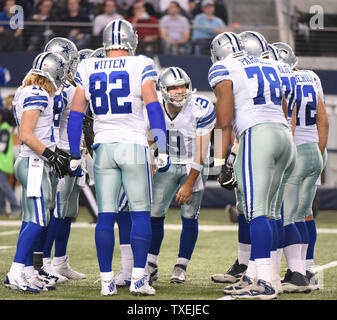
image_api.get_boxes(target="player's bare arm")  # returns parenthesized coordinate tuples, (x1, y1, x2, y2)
(19, 110, 47, 155)
(316, 95, 329, 155)
(213, 79, 234, 163)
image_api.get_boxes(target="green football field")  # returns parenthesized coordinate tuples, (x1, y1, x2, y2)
(0, 207, 337, 300)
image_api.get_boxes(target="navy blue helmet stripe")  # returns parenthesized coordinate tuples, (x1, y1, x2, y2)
(224, 33, 236, 52)
(117, 20, 122, 44)
(111, 20, 116, 45)
(39, 52, 52, 70)
(170, 67, 177, 79)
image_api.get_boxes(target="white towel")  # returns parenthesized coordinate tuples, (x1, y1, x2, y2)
(185, 163, 204, 193)
(27, 156, 44, 197)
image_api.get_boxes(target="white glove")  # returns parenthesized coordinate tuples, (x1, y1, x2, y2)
(70, 158, 87, 174)
(157, 153, 170, 172)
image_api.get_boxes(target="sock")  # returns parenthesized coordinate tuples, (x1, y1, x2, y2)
(306, 220, 317, 270)
(177, 257, 190, 268)
(148, 217, 165, 255)
(53, 255, 67, 265)
(9, 262, 25, 275)
(250, 216, 272, 260)
(43, 214, 59, 259)
(116, 210, 132, 245)
(33, 227, 47, 270)
(130, 211, 152, 269)
(237, 214, 251, 266)
(295, 221, 309, 274)
(54, 217, 72, 257)
(95, 212, 117, 272)
(276, 219, 284, 276)
(132, 267, 145, 279)
(255, 257, 272, 284)
(245, 260, 256, 280)
(13, 222, 44, 264)
(24, 266, 35, 277)
(284, 223, 303, 274)
(147, 253, 159, 265)
(269, 219, 279, 274)
(100, 271, 114, 282)
(120, 244, 133, 277)
(178, 216, 198, 260)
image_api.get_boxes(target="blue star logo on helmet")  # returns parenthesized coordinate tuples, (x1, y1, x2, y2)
(59, 60, 65, 68)
(62, 44, 71, 54)
(79, 53, 86, 61)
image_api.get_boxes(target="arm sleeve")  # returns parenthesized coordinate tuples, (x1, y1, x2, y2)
(141, 58, 158, 86)
(146, 101, 167, 153)
(196, 99, 216, 136)
(67, 110, 85, 158)
(208, 62, 231, 89)
(22, 88, 50, 112)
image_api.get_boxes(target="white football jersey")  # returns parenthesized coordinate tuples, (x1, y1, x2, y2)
(57, 82, 77, 150)
(293, 69, 322, 146)
(12, 85, 55, 158)
(75, 55, 158, 146)
(208, 54, 288, 139)
(162, 94, 215, 164)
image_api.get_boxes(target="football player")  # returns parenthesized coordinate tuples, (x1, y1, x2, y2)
(36, 37, 87, 282)
(3, 52, 69, 292)
(273, 42, 328, 292)
(67, 19, 169, 296)
(209, 31, 294, 299)
(146, 66, 215, 284)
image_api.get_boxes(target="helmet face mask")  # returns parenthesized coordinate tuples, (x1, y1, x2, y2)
(31, 52, 68, 91)
(210, 32, 245, 64)
(44, 37, 79, 82)
(102, 19, 138, 56)
(272, 42, 298, 68)
(239, 31, 269, 58)
(159, 67, 193, 108)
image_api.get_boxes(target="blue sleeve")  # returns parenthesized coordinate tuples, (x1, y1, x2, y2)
(146, 101, 167, 153)
(67, 110, 85, 158)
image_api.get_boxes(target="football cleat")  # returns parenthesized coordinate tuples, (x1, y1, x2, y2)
(231, 279, 277, 300)
(147, 261, 159, 282)
(52, 256, 86, 279)
(281, 269, 311, 293)
(101, 277, 117, 296)
(42, 258, 68, 284)
(26, 274, 50, 292)
(4, 272, 39, 293)
(38, 266, 65, 285)
(223, 275, 253, 294)
(130, 275, 156, 296)
(211, 259, 247, 283)
(114, 271, 131, 288)
(306, 271, 320, 291)
(170, 264, 187, 284)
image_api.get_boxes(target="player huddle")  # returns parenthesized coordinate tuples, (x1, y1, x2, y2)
(3, 19, 328, 300)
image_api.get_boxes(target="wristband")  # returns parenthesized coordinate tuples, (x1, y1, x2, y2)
(191, 162, 203, 172)
(214, 158, 226, 167)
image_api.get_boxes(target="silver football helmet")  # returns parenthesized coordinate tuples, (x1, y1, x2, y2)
(272, 42, 298, 68)
(90, 47, 107, 58)
(158, 67, 194, 108)
(31, 52, 68, 91)
(210, 32, 245, 63)
(102, 19, 138, 56)
(78, 49, 94, 61)
(267, 43, 280, 61)
(239, 31, 269, 58)
(44, 37, 79, 81)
